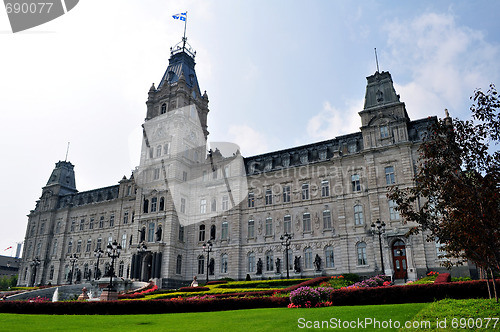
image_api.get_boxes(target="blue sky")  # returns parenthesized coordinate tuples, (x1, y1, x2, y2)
(0, 0, 499, 255)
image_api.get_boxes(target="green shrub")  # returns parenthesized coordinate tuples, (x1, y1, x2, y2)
(341, 273, 360, 283)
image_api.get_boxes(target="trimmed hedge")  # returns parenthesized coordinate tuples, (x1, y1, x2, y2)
(206, 281, 228, 285)
(328, 280, 490, 306)
(216, 279, 308, 289)
(179, 287, 210, 292)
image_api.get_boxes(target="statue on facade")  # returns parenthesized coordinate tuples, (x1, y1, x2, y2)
(294, 256, 301, 273)
(275, 258, 281, 274)
(208, 258, 215, 275)
(256, 258, 263, 275)
(314, 254, 322, 272)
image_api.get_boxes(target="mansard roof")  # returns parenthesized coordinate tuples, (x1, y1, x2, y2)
(56, 184, 120, 209)
(244, 117, 436, 175)
(157, 50, 201, 96)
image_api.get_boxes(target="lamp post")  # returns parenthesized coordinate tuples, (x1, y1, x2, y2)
(202, 240, 212, 284)
(106, 240, 122, 290)
(280, 233, 292, 279)
(30, 257, 41, 287)
(371, 219, 386, 274)
(94, 248, 104, 280)
(136, 241, 148, 281)
(68, 254, 78, 285)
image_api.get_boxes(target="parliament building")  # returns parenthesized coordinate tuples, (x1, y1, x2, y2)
(18, 39, 475, 288)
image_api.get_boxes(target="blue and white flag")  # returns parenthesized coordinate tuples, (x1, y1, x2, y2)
(172, 12, 187, 21)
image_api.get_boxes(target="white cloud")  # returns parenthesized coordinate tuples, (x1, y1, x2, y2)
(306, 100, 363, 142)
(227, 124, 270, 157)
(384, 12, 500, 119)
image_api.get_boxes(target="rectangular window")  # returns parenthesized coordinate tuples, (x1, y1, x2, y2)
(221, 221, 228, 240)
(284, 215, 291, 234)
(248, 192, 255, 207)
(182, 171, 188, 182)
(323, 210, 332, 229)
(198, 257, 204, 275)
(248, 219, 255, 238)
(304, 249, 313, 269)
(109, 215, 115, 227)
(148, 223, 155, 242)
(380, 125, 389, 138)
(321, 180, 330, 197)
(123, 212, 129, 224)
(283, 185, 291, 203)
(76, 240, 82, 253)
(302, 183, 309, 200)
(67, 240, 72, 254)
(79, 219, 84, 231)
(211, 198, 217, 212)
(266, 253, 274, 271)
(200, 199, 207, 214)
(154, 168, 160, 180)
(354, 205, 364, 225)
(96, 238, 102, 250)
(265, 217, 273, 236)
(389, 200, 400, 220)
(325, 247, 334, 268)
(265, 189, 273, 205)
(248, 254, 255, 273)
(357, 244, 367, 265)
(70, 220, 75, 232)
(86, 239, 92, 252)
(179, 225, 184, 242)
(222, 195, 229, 211)
(89, 218, 94, 230)
(303, 213, 311, 232)
(351, 174, 361, 192)
(151, 197, 157, 212)
(385, 166, 395, 185)
(121, 233, 127, 248)
(99, 216, 104, 228)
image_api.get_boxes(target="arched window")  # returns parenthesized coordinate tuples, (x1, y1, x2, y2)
(176, 255, 182, 274)
(118, 261, 124, 277)
(159, 197, 165, 211)
(248, 252, 255, 272)
(266, 251, 274, 271)
(198, 255, 205, 275)
(210, 225, 216, 240)
(199, 224, 205, 242)
(357, 242, 367, 265)
(221, 254, 228, 273)
(156, 225, 162, 242)
(161, 103, 167, 114)
(304, 247, 313, 269)
(325, 246, 334, 268)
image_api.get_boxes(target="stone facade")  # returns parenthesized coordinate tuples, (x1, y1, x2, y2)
(18, 44, 475, 288)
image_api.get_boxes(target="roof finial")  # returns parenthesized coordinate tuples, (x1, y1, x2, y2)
(374, 48, 380, 73)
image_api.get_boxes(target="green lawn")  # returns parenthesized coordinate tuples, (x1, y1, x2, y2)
(0, 302, 426, 331)
(1, 299, 499, 331)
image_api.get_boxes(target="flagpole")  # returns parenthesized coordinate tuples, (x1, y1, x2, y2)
(183, 11, 188, 51)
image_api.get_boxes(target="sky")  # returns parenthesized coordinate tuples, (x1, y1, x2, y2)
(1, 0, 499, 257)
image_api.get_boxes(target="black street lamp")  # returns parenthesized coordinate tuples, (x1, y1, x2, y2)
(280, 233, 292, 279)
(68, 254, 78, 285)
(30, 257, 41, 287)
(106, 240, 122, 290)
(94, 248, 104, 280)
(371, 219, 386, 274)
(202, 240, 212, 284)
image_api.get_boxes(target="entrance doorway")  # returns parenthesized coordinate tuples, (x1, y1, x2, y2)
(392, 240, 407, 279)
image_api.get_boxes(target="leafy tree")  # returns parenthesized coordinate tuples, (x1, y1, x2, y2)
(388, 84, 500, 299)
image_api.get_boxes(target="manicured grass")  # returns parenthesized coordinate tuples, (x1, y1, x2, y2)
(401, 298, 500, 331)
(0, 302, 426, 331)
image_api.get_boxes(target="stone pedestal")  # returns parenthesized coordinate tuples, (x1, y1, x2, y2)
(77, 287, 89, 301)
(100, 288, 118, 301)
